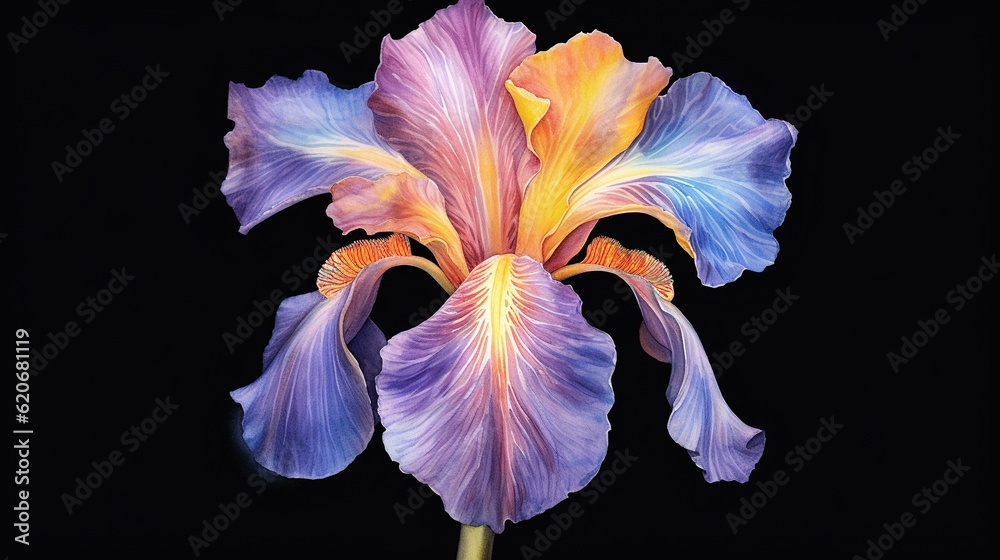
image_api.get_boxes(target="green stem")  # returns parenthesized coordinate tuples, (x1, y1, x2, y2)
(456, 524, 494, 560)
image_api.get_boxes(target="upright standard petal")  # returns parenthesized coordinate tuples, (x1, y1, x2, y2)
(557, 237, 764, 482)
(506, 32, 671, 262)
(222, 71, 420, 233)
(553, 73, 797, 287)
(368, 0, 537, 267)
(231, 235, 440, 479)
(378, 255, 616, 533)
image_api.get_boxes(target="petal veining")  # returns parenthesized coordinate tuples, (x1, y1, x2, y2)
(231, 235, 434, 479)
(506, 32, 671, 261)
(378, 254, 616, 532)
(327, 173, 469, 286)
(222, 72, 420, 233)
(368, 0, 536, 266)
(552, 73, 797, 286)
(230, 292, 384, 479)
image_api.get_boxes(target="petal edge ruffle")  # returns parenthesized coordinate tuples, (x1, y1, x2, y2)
(368, 0, 536, 267)
(222, 72, 420, 233)
(554, 73, 796, 286)
(378, 254, 616, 532)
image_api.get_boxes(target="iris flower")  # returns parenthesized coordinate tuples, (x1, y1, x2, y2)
(221, 0, 795, 549)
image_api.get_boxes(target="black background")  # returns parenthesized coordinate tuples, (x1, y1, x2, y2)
(6, 0, 994, 558)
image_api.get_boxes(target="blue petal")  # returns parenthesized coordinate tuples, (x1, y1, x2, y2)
(640, 301, 764, 482)
(573, 237, 764, 482)
(230, 292, 385, 479)
(348, 318, 386, 426)
(222, 71, 418, 233)
(562, 72, 796, 286)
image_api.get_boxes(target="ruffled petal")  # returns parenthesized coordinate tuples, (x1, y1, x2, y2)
(327, 173, 469, 286)
(560, 237, 764, 482)
(506, 32, 671, 261)
(378, 255, 616, 533)
(222, 71, 420, 233)
(231, 235, 440, 478)
(368, 0, 536, 267)
(554, 73, 797, 287)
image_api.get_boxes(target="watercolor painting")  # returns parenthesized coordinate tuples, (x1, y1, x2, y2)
(219, 1, 793, 555)
(8, 0, 989, 558)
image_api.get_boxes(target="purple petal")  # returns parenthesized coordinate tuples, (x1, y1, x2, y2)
(369, 0, 536, 268)
(222, 71, 419, 233)
(378, 255, 616, 532)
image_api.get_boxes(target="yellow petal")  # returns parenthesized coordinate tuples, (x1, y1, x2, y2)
(507, 32, 671, 262)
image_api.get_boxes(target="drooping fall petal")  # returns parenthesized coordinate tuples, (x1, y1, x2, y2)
(368, 0, 537, 268)
(378, 254, 617, 533)
(506, 31, 671, 262)
(327, 173, 469, 286)
(559, 237, 764, 482)
(552, 73, 797, 287)
(222, 71, 420, 233)
(231, 291, 385, 479)
(231, 235, 445, 478)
